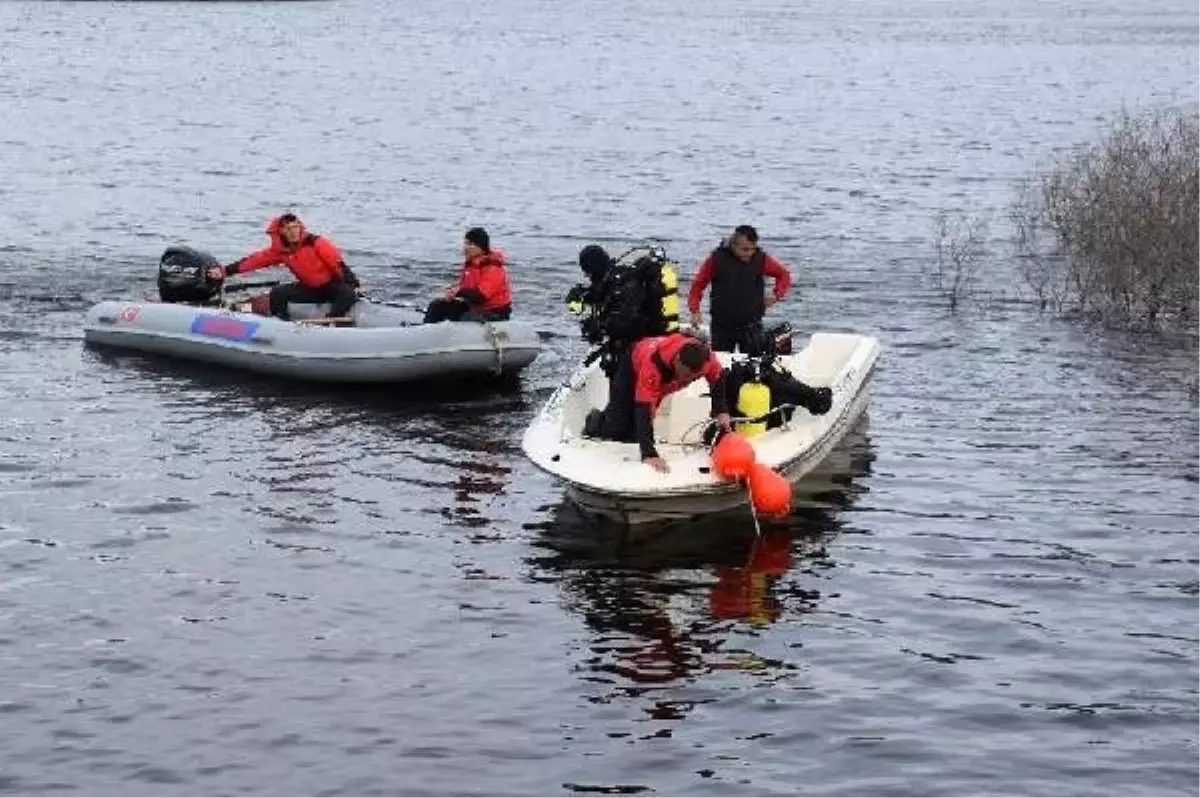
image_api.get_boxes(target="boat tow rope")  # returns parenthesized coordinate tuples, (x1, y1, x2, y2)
(484, 323, 508, 375)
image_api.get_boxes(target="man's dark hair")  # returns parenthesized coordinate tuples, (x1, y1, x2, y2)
(280, 212, 299, 224)
(732, 224, 758, 244)
(678, 341, 709, 371)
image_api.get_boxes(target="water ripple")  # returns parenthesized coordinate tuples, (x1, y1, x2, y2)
(0, 0, 1195, 795)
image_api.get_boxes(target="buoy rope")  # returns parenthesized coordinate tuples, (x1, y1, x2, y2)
(674, 404, 802, 449)
(743, 476, 763, 538)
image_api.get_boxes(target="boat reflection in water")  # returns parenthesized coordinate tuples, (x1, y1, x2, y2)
(82, 345, 525, 532)
(524, 417, 876, 708)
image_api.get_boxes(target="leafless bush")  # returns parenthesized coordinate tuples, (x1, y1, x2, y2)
(1010, 105, 1199, 329)
(931, 210, 990, 312)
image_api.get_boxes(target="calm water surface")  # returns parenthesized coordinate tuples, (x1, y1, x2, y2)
(0, 0, 1197, 795)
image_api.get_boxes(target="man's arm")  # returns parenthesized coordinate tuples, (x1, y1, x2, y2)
(763, 254, 792, 302)
(687, 254, 716, 317)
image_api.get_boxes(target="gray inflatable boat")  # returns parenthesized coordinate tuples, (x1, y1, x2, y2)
(82, 297, 541, 384)
(83, 244, 541, 384)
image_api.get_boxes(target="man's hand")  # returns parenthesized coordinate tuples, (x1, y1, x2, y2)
(206, 266, 225, 281)
(765, 296, 778, 309)
(690, 311, 703, 327)
(714, 412, 732, 430)
(645, 456, 670, 473)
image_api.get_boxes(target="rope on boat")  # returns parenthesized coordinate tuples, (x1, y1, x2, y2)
(674, 404, 803, 449)
(484, 323, 507, 375)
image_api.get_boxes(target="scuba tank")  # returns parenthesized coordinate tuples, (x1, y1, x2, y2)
(734, 358, 771, 438)
(656, 253, 680, 333)
(612, 244, 681, 335)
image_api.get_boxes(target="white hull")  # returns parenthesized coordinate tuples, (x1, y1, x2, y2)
(522, 331, 881, 525)
(82, 299, 541, 384)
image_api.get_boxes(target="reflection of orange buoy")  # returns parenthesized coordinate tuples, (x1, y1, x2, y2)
(747, 531, 793, 576)
(748, 463, 791, 517)
(709, 532, 792, 624)
(710, 566, 773, 623)
(711, 432, 756, 480)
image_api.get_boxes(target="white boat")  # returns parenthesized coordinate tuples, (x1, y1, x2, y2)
(82, 296, 541, 384)
(521, 331, 881, 525)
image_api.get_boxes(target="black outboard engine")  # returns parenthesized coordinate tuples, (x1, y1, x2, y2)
(765, 322, 793, 357)
(157, 245, 222, 304)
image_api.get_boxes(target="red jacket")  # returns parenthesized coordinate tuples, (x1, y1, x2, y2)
(231, 215, 352, 289)
(628, 333, 728, 460)
(455, 250, 512, 311)
(686, 249, 791, 315)
(632, 333, 725, 416)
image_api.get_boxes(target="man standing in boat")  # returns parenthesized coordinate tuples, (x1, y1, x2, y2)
(585, 333, 731, 473)
(687, 225, 792, 356)
(208, 213, 361, 321)
(423, 227, 513, 323)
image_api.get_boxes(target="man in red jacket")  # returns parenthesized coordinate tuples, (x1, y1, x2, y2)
(584, 333, 731, 473)
(208, 213, 360, 320)
(423, 227, 513, 323)
(687, 225, 792, 355)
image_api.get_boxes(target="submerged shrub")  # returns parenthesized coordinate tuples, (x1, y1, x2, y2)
(1010, 105, 1199, 329)
(930, 209, 990, 312)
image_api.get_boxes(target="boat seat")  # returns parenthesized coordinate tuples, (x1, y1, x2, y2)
(655, 393, 714, 445)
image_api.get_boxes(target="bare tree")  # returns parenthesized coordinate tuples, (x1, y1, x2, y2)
(1010, 105, 1199, 329)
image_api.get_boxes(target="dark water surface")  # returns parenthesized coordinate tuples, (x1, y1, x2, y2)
(1, 0, 1197, 795)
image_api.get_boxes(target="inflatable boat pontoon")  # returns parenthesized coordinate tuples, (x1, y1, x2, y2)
(82, 245, 541, 384)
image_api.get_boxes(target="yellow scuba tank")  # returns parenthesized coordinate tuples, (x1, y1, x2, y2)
(735, 376, 771, 438)
(659, 261, 680, 332)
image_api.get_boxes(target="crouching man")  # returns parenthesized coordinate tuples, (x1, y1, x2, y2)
(584, 333, 731, 473)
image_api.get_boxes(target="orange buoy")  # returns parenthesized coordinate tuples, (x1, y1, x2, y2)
(711, 432, 756, 480)
(748, 462, 791, 517)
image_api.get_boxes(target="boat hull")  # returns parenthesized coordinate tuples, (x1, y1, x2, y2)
(564, 377, 874, 525)
(82, 300, 541, 384)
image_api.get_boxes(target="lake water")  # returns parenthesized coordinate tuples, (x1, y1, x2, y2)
(1, 0, 1197, 795)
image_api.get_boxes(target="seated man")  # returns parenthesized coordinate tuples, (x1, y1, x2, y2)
(208, 213, 360, 321)
(423, 227, 513, 323)
(585, 333, 731, 473)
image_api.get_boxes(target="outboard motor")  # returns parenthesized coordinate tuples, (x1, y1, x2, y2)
(765, 322, 794, 357)
(157, 245, 222, 304)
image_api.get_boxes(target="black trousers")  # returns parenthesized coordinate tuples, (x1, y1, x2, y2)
(423, 298, 513, 324)
(269, 280, 357, 320)
(583, 347, 638, 443)
(709, 318, 766, 356)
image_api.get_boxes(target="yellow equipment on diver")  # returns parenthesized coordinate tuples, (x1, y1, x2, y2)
(735, 377, 771, 438)
(609, 244, 681, 335)
(659, 260, 680, 333)
(565, 284, 591, 316)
